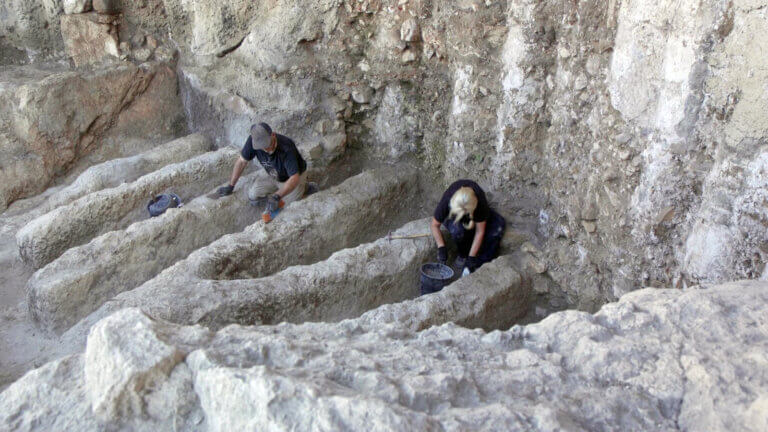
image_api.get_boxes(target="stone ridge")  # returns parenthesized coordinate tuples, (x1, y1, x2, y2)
(17, 144, 234, 269)
(56, 166, 420, 340)
(1, 281, 766, 431)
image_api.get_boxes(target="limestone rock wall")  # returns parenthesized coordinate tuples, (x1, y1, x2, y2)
(169, 0, 765, 311)
(28, 0, 757, 310)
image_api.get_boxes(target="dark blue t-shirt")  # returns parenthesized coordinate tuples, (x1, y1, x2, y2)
(241, 133, 307, 182)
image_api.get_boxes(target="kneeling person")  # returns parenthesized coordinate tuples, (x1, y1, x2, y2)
(218, 123, 308, 214)
(430, 180, 506, 275)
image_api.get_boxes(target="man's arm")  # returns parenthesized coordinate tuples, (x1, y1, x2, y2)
(275, 173, 301, 198)
(228, 156, 249, 187)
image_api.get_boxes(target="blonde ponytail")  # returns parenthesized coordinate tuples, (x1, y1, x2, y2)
(448, 187, 478, 230)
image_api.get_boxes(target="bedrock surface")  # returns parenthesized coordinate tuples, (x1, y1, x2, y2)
(2, 281, 766, 431)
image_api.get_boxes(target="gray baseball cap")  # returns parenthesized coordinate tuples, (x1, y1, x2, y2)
(250, 123, 272, 150)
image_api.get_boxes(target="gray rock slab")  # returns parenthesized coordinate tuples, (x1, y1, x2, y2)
(357, 254, 531, 332)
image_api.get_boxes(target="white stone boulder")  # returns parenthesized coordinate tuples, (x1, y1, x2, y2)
(2, 281, 767, 431)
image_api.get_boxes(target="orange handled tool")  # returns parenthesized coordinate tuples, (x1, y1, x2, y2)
(262, 199, 285, 223)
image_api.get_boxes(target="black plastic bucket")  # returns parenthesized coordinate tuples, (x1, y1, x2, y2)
(420, 263, 455, 295)
(147, 193, 181, 217)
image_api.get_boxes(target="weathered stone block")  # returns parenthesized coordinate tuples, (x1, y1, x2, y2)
(60, 13, 119, 66)
(0, 63, 184, 212)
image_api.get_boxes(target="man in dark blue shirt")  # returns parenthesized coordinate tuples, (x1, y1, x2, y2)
(218, 123, 308, 213)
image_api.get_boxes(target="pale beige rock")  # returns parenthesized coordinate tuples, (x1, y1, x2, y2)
(320, 132, 346, 154)
(400, 18, 420, 42)
(60, 13, 120, 66)
(146, 35, 158, 50)
(85, 310, 185, 420)
(351, 87, 373, 104)
(18, 144, 234, 269)
(3, 281, 767, 431)
(133, 47, 152, 62)
(401, 50, 417, 63)
(63, 0, 92, 14)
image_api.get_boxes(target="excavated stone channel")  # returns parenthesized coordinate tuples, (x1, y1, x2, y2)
(60, 217, 531, 347)
(17, 140, 233, 269)
(106, 218, 436, 329)
(30, 166, 418, 334)
(25, 170, 261, 334)
(2, 134, 212, 228)
(357, 254, 531, 332)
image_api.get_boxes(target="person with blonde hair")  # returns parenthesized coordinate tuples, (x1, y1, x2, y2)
(430, 179, 506, 277)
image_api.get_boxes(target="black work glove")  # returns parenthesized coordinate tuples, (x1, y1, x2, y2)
(266, 193, 281, 213)
(465, 256, 480, 273)
(218, 184, 234, 196)
(437, 246, 448, 264)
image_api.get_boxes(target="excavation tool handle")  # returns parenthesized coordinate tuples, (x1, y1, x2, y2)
(386, 232, 431, 241)
(261, 199, 286, 223)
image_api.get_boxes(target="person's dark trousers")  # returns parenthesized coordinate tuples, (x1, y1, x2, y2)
(443, 210, 506, 270)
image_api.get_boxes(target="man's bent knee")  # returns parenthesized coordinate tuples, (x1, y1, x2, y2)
(247, 181, 277, 201)
(281, 173, 308, 205)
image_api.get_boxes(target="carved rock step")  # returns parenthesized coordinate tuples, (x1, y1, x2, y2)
(4, 134, 212, 228)
(0, 63, 183, 212)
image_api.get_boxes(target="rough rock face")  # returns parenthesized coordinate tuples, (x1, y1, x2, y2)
(150, 0, 768, 310)
(59, 13, 119, 66)
(3, 0, 768, 427)
(3, 0, 767, 314)
(0, 62, 185, 211)
(0, 0, 64, 60)
(2, 281, 766, 431)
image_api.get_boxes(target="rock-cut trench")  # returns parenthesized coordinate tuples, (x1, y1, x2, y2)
(0, 59, 550, 401)
(1, 1, 767, 431)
